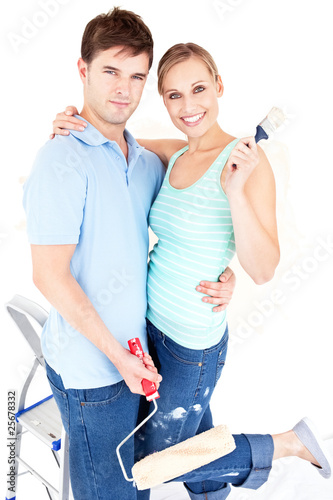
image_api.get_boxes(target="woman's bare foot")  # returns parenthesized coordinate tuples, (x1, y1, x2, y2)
(272, 429, 321, 467)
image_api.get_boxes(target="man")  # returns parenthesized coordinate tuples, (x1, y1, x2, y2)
(23, 7, 235, 499)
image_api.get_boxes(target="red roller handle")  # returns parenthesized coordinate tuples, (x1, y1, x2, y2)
(128, 338, 160, 401)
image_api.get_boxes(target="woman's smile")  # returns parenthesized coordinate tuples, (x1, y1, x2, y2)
(181, 111, 206, 126)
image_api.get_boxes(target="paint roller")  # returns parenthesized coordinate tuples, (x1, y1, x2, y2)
(116, 338, 236, 490)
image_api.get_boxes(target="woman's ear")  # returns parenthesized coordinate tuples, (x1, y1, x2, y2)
(216, 75, 224, 97)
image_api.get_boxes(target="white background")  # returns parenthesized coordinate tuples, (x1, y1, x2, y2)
(1, 0, 332, 498)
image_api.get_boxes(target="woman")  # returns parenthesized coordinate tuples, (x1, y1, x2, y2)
(51, 43, 330, 499)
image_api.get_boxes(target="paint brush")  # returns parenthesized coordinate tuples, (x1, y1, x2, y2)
(232, 107, 287, 168)
(254, 107, 286, 142)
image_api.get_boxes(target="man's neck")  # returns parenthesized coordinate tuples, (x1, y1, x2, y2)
(80, 107, 128, 160)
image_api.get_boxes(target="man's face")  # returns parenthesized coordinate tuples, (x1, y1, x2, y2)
(79, 46, 149, 127)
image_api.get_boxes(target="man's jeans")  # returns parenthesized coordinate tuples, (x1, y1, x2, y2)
(45, 361, 141, 500)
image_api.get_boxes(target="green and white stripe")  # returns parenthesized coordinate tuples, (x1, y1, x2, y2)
(147, 139, 238, 349)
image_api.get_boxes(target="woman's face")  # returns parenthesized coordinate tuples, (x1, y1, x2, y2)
(161, 56, 223, 139)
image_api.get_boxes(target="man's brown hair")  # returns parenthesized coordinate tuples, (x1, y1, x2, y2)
(81, 7, 154, 68)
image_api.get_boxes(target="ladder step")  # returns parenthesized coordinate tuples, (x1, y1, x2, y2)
(16, 396, 62, 450)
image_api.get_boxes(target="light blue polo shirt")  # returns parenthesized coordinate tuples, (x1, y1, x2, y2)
(23, 119, 165, 389)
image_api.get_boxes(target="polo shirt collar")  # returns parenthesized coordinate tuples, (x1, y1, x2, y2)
(69, 116, 109, 146)
(69, 116, 144, 156)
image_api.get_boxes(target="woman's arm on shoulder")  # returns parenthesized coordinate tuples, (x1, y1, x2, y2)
(137, 139, 187, 168)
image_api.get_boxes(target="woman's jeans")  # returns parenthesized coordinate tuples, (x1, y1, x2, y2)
(45, 320, 274, 500)
(135, 320, 274, 499)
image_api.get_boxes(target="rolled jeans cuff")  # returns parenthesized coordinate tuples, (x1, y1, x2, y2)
(184, 483, 231, 500)
(236, 433, 274, 490)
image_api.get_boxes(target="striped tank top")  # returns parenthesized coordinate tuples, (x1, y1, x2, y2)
(147, 138, 238, 349)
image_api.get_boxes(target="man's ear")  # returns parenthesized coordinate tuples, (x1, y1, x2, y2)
(77, 58, 88, 84)
(216, 75, 224, 97)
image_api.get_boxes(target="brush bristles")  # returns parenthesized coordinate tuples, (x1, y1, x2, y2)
(132, 424, 236, 490)
(259, 107, 286, 136)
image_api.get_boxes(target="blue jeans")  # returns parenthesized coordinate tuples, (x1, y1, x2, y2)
(46, 320, 274, 500)
(135, 320, 274, 499)
(45, 361, 141, 500)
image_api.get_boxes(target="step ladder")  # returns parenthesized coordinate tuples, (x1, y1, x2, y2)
(5, 295, 70, 500)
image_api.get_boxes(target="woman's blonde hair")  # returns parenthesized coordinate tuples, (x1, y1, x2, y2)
(157, 43, 219, 95)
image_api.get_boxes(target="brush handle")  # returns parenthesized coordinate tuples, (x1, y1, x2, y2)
(128, 338, 160, 401)
(254, 125, 269, 143)
(232, 129, 267, 168)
